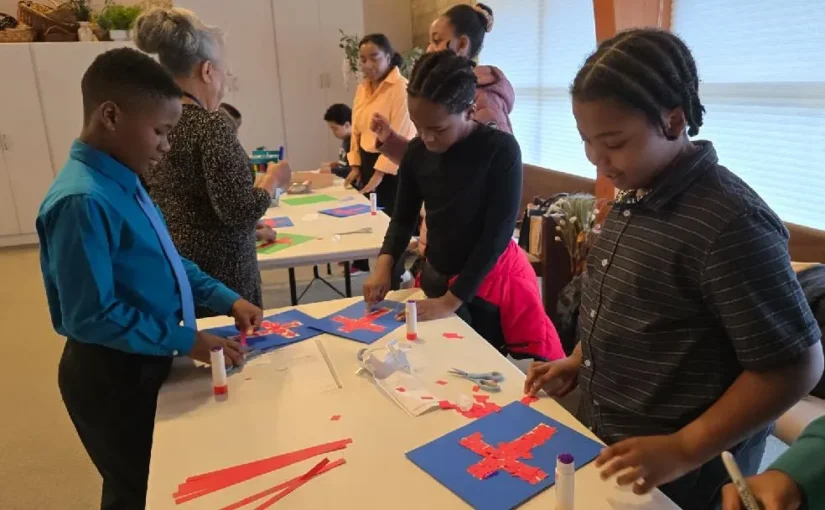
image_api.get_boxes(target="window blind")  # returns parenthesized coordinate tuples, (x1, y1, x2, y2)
(481, 1, 597, 178)
(672, 0, 825, 229)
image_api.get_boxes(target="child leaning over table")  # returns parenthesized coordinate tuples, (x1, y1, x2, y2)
(321, 103, 354, 181)
(36, 48, 261, 510)
(523, 29, 823, 510)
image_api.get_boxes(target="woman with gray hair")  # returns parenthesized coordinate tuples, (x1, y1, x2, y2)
(135, 7, 287, 315)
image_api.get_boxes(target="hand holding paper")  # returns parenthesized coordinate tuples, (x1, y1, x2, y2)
(190, 331, 245, 368)
(230, 298, 263, 335)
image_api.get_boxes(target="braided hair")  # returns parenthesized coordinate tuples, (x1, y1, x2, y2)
(408, 50, 477, 114)
(571, 28, 705, 140)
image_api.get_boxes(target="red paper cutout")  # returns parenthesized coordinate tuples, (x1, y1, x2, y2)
(474, 395, 489, 403)
(330, 415, 341, 421)
(520, 395, 539, 406)
(220, 458, 345, 510)
(436, 380, 448, 385)
(258, 237, 293, 250)
(253, 458, 330, 510)
(437, 399, 503, 419)
(173, 438, 352, 504)
(443, 332, 464, 339)
(472, 385, 480, 392)
(459, 424, 558, 484)
(395, 387, 406, 393)
(252, 320, 303, 339)
(333, 308, 391, 333)
(439, 400, 455, 409)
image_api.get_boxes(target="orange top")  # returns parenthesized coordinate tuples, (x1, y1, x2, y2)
(348, 67, 416, 175)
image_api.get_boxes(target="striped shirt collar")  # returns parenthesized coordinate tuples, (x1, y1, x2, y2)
(617, 141, 718, 212)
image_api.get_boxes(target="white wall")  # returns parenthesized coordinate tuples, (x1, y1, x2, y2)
(363, 0, 413, 51)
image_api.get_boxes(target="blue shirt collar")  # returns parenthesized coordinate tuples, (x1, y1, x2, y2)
(70, 140, 139, 195)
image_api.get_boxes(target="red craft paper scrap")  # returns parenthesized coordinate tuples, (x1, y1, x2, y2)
(472, 385, 480, 392)
(520, 395, 539, 406)
(395, 387, 406, 393)
(438, 400, 455, 409)
(442, 332, 464, 339)
(435, 380, 448, 385)
(253, 458, 331, 510)
(420, 396, 434, 400)
(474, 394, 489, 403)
(330, 415, 341, 421)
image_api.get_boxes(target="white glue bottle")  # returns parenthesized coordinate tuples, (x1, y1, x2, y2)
(555, 453, 575, 510)
(406, 300, 418, 340)
(369, 192, 378, 215)
(210, 346, 228, 398)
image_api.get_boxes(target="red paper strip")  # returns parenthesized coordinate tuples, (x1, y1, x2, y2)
(330, 415, 341, 421)
(173, 439, 352, 503)
(520, 395, 539, 406)
(435, 380, 448, 385)
(253, 458, 331, 510)
(395, 387, 406, 393)
(442, 332, 464, 339)
(474, 395, 489, 403)
(420, 396, 434, 400)
(219, 458, 345, 510)
(472, 385, 480, 392)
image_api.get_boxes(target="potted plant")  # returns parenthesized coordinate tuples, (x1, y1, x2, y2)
(96, 2, 142, 41)
(68, 0, 91, 22)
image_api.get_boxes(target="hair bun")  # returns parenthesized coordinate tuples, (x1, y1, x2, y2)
(474, 3, 494, 33)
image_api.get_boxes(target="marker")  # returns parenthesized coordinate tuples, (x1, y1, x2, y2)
(210, 346, 228, 397)
(555, 453, 575, 510)
(369, 193, 378, 215)
(721, 451, 761, 510)
(406, 300, 418, 340)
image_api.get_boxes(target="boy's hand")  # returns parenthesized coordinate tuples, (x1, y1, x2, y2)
(396, 293, 462, 322)
(345, 167, 361, 188)
(363, 267, 392, 308)
(524, 356, 580, 397)
(190, 331, 245, 368)
(230, 298, 263, 335)
(370, 113, 393, 144)
(255, 224, 277, 242)
(721, 471, 802, 510)
(596, 433, 699, 494)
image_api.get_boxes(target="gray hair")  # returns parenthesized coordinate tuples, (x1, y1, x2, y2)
(134, 8, 223, 77)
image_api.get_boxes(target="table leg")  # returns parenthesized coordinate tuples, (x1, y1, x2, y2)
(344, 262, 352, 297)
(327, 263, 332, 275)
(288, 267, 298, 306)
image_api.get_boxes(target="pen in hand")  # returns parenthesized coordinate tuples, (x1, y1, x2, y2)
(721, 451, 763, 510)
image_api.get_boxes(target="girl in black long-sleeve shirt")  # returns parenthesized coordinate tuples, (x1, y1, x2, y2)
(364, 51, 563, 360)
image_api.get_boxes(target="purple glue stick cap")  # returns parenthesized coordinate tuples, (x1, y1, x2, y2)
(558, 453, 574, 465)
(210, 346, 223, 352)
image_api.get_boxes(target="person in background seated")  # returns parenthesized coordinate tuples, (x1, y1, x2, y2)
(218, 102, 242, 132)
(721, 415, 825, 510)
(135, 8, 283, 316)
(524, 29, 823, 510)
(370, 3, 514, 276)
(363, 51, 564, 361)
(36, 48, 259, 510)
(321, 103, 353, 180)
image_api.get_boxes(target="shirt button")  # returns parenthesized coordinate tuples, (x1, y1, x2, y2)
(623, 209, 631, 217)
(601, 259, 608, 267)
(172, 350, 179, 356)
(590, 309, 596, 318)
(584, 359, 592, 367)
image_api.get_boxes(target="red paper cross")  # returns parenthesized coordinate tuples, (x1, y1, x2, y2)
(251, 320, 303, 339)
(459, 424, 557, 484)
(258, 237, 292, 250)
(333, 308, 391, 333)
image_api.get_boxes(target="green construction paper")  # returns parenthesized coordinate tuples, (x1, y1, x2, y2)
(281, 194, 338, 206)
(256, 233, 316, 254)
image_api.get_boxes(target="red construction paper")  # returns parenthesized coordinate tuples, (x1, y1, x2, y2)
(253, 458, 331, 510)
(472, 385, 480, 392)
(520, 395, 539, 406)
(442, 332, 464, 339)
(474, 395, 489, 403)
(330, 415, 341, 421)
(435, 380, 448, 385)
(219, 459, 345, 510)
(439, 400, 455, 409)
(173, 439, 352, 503)
(458, 424, 556, 484)
(395, 387, 406, 393)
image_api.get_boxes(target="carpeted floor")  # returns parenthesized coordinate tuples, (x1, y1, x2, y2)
(0, 245, 787, 509)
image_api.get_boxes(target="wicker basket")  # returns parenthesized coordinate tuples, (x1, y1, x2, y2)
(0, 24, 36, 42)
(17, 1, 78, 41)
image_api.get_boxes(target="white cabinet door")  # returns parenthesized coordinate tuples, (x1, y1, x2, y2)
(0, 44, 55, 234)
(272, 0, 329, 170)
(31, 42, 104, 176)
(175, 0, 286, 153)
(0, 153, 20, 236)
(320, 0, 364, 159)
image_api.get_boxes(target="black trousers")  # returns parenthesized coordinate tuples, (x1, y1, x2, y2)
(59, 339, 172, 510)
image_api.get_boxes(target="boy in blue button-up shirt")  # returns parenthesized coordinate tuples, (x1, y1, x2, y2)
(37, 48, 262, 509)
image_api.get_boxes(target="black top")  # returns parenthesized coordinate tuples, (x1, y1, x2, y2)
(143, 104, 271, 314)
(380, 123, 522, 301)
(578, 141, 820, 444)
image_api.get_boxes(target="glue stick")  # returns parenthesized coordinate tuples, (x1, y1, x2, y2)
(555, 453, 575, 510)
(406, 300, 418, 340)
(210, 346, 228, 397)
(369, 192, 378, 215)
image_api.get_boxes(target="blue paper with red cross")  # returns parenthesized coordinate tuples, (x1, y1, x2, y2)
(309, 299, 404, 344)
(204, 309, 323, 353)
(406, 402, 603, 510)
(317, 203, 373, 218)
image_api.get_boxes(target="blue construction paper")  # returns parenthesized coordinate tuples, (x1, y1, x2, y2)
(204, 309, 323, 354)
(309, 300, 403, 344)
(261, 216, 293, 228)
(318, 203, 373, 218)
(406, 402, 603, 510)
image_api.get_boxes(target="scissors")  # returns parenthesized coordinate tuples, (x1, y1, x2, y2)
(448, 368, 505, 392)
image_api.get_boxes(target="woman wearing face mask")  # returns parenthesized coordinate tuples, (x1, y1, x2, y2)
(135, 8, 288, 316)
